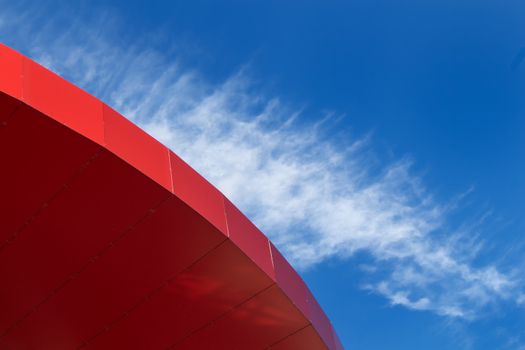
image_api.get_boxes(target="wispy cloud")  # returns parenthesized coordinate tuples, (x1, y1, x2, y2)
(0, 2, 521, 319)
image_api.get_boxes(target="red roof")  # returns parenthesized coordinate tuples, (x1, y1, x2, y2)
(0, 43, 344, 350)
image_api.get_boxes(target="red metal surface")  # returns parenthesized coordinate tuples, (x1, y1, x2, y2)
(0, 43, 344, 349)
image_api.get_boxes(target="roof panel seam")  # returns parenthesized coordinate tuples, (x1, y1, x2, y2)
(78, 237, 230, 349)
(0, 193, 171, 343)
(165, 282, 277, 350)
(222, 195, 231, 238)
(167, 147, 175, 193)
(0, 149, 102, 256)
(264, 324, 313, 350)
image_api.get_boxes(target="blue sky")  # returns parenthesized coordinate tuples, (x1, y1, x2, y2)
(1, 0, 524, 349)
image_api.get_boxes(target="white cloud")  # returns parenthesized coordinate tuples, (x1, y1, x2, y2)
(0, 3, 521, 319)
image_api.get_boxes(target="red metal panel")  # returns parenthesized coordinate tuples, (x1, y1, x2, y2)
(269, 326, 328, 350)
(23, 57, 104, 144)
(169, 151, 228, 235)
(103, 104, 172, 191)
(0, 44, 23, 125)
(0, 44, 23, 101)
(1, 196, 225, 349)
(224, 198, 275, 280)
(81, 240, 275, 349)
(306, 290, 336, 350)
(270, 243, 310, 318)
(172, 284, 310, 350)
(332, 324, 345, 350)
(271, 243, 337, 349)
(0, 150, 168, 340)
(0, 105, 100, 245)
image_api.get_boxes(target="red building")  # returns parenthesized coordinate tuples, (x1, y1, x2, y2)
(0, 44, 343, 350)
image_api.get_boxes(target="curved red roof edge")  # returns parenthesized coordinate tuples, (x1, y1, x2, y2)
(0, 43, 344, 350)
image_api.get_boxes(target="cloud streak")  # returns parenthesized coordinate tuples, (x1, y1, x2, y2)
(0, 2, 520, 319)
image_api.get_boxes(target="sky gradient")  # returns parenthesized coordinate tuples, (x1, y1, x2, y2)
(1, 1, 524, 349)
